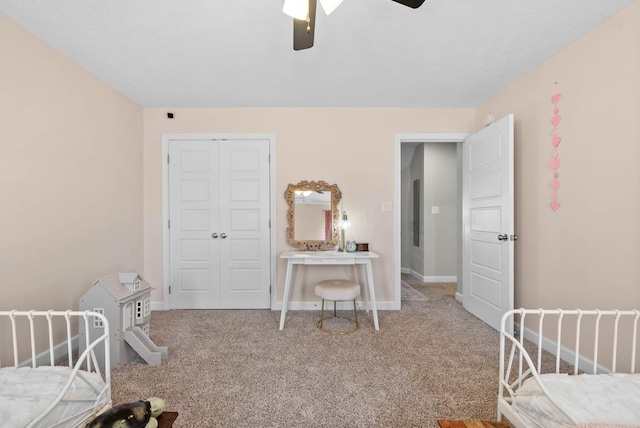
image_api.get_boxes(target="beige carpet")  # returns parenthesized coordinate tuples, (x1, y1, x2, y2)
(110, 276, 506, 427)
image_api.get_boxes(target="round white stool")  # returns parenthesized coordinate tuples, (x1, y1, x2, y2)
(314, 279, 361, 334)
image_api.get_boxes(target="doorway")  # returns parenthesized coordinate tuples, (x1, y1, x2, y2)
(397, 137, 465, 307)
(394, 115, 515, 332)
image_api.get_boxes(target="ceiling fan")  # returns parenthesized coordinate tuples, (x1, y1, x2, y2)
(283, 0, 426, 50)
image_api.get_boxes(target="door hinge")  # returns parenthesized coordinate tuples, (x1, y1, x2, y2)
(168, 285, 171, 294)
(167, 154, 170, 163)
(168, 220, 170, 229)
(268, 219, 271, 229)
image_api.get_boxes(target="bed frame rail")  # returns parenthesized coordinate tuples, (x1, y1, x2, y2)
(0, 310, 112, 427)
(498, 308, 640, 426)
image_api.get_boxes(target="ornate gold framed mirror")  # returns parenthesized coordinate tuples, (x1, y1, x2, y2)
(285, 180, 341, 250)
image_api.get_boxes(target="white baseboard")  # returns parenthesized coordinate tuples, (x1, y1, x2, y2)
(152, 300, 395, 312)
(151, 301, 165, 311)
(401, 267, 457, 283)
(518, 323, 609, 374)
(271, 300, 395, 311)
(19, 336, 78, 367)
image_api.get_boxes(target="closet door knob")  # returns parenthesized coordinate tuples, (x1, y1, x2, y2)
(497, 234, 509, 241)
(211, 233, 218, 239)
(220, 233, 227, 239)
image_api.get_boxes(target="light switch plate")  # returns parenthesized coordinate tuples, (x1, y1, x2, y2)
(431, 206, 440, 214)
(382, 201, 393, 212)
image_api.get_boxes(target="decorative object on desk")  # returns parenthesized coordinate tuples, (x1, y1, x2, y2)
(285, 180, 341, 251)
(346, 238, 357, 253)
(338, 210, 351, 252)
(355, 242, 369, 252)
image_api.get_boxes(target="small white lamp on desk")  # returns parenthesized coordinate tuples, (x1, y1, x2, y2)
(338, 211, 351, 252)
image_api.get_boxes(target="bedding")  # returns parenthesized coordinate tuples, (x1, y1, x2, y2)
(512, 373, 640, 427)
(0, 310, 112, 428)
(498, 308, 640, 428)
(0, 366, 109, 428)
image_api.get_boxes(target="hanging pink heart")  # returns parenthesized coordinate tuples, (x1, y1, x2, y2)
(551, 115, 561, 126)
(550, 159, 561, 169)
(551, 180, 561, 190)
(552, 136, 561, 147)
(550, 201, 560, 212)
(551, 93, 561, 104)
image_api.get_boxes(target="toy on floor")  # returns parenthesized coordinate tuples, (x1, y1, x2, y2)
(88, 397, 165, 428)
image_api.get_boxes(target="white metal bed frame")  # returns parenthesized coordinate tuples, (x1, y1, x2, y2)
(0, 310, 112, 428)
(498, 308, 640, 427)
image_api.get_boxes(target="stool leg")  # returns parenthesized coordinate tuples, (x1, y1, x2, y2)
(333, 301, 337, 318)
(320, 299, 325, 329)
(352, 299, 359, 327)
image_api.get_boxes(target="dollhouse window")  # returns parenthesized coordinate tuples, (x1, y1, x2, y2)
(133, 279, 141, 291)
(136, 300, 143, 320)
(143, 324, 150, 336)
(144, 298, 151, 317)
(93, 308, 104, 328)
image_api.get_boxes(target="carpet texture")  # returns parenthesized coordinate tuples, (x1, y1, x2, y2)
(401, 280, 429, 301)
(110, 276, 507, 427)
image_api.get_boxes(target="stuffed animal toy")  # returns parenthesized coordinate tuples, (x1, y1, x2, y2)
(88, 397, 165, 428)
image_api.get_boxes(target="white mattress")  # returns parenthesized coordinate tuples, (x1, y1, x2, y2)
(512, 373, 640, 427)
(0, 366, 109, 428)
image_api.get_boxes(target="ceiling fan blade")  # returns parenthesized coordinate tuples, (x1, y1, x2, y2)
(390, 0, 426, 8)
(293, 0, 317, 50)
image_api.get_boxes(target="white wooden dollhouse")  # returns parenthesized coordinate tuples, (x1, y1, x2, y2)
(79, 272, 167, 367)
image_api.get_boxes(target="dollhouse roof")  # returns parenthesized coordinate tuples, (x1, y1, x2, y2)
(92, 272, 152, 303)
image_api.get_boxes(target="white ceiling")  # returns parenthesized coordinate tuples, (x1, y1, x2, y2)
(1, 0, 634, 108)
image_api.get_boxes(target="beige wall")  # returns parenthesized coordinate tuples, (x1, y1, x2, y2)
(0, 13, 143, 321)
(143, 108, 474, 305)
(476, 0, 640, 311)
(4, 0, 638, 330)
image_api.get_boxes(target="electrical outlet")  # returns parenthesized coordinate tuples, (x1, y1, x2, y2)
(382, 201, 393, 212)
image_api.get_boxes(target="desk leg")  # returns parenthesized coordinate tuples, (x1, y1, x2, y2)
(279, 261, 294, 330)
(357, 265, 370, 314)
(363, 261, 379, 331)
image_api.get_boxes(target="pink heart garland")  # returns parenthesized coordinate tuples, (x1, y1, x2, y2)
(551, 115, 561, 127)
(550, 159, 561, 169)
(551, 180, 561, 190)
(551, 93, 561, 104)
(553, 130, 559, 136)
(550, 201, 560, 212)
(552, 136, 561, 147)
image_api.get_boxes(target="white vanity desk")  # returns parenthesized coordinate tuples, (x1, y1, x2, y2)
(279, 250, 380, 331)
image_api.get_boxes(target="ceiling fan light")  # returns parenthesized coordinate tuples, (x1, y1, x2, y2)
(319, 0, 343, 15)
(283, 0, 309, 20)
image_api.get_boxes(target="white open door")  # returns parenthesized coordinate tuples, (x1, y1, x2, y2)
(462, 114, 515, 332)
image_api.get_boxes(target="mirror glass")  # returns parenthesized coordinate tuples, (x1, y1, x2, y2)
(285, 180, 341, 250)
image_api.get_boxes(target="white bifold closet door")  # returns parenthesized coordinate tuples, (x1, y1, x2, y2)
(168, 139, 271, 309)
